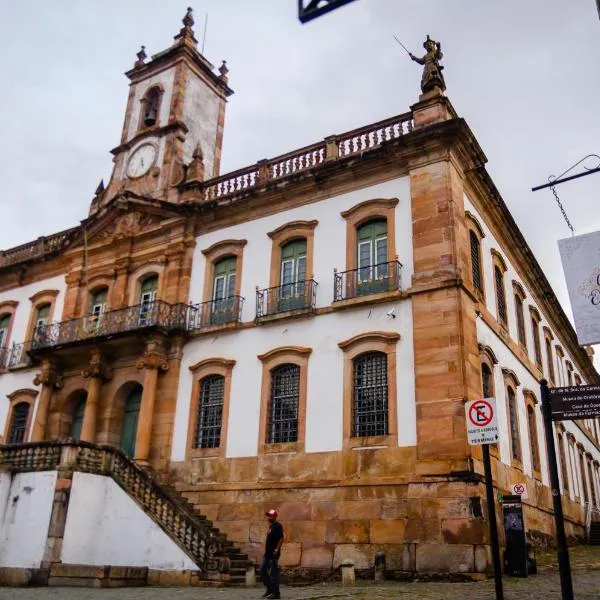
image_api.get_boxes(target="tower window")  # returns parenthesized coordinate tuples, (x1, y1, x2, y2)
(140, 87, 162, 129)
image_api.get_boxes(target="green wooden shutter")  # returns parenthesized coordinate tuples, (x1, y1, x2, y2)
(279, 239, 307, 310)
(212, 256, 237, 323)
(0, 314, 10, 348)
(70, 395, 87, 440)
(120, 387, 142, 457)
(356, 219, 388, 294)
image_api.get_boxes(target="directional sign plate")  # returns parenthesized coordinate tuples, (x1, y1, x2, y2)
(465, 398, 499, 445)
(550, 385, 600, 421)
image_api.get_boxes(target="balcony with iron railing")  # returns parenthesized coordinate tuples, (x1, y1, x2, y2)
(334, 260, 402, 302)
(29, 301, 191, 352)
(7, 341, 32, 369)
(187, 296, 244, 330)
(0, 346, 11, 370)
(256, 280, 318, 320)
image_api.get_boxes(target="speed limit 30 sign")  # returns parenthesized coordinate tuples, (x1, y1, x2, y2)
(465, 398, 499, 445)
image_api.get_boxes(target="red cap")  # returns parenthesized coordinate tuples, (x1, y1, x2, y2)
(265, 509, 278, 518)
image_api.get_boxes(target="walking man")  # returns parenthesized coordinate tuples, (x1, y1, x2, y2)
(260, 509, 284, 599)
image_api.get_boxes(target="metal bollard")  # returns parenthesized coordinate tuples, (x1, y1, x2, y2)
(374, 551, 386, 581)
(341, 559, 355, 586)
(245, 563, 256, 587)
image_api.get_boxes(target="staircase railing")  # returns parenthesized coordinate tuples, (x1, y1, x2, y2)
(0, 440, 228, 575)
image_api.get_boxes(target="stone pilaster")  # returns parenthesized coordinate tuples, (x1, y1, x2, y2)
(31, 360, 63, 442)
(134, 339, 169, 466)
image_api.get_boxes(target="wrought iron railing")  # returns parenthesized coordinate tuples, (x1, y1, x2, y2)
(188, 296, 244, 330)
(334, 260, 402, 301)
(0, 440, 239, 575)
(256, 280, 318, 318)
(7, 341, 32, 369)
(30, 301, 191, 351)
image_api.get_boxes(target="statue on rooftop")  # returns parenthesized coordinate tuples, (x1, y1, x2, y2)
(409, 35, 446, 94)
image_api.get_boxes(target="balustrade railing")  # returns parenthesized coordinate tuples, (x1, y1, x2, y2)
(0, 227, 78, 268)
(7, 341, 32, 369)
(334, 260, 402, 302)
(0, 440, 228, 572)
(256, 280, 318, 318)
(188, 296, 244, 330)
(30, 301, 192, 351)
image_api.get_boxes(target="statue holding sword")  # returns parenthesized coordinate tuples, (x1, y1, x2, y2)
(394, 34, 446, 94)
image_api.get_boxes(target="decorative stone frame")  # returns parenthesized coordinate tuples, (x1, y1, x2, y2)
(340, 198, 398, 272)
(201, 239, 247, 303)
(2, 388, 38, 444)
(465, 210, 486, 300)
(25, 290, 59, 341)
(128, 263, 166, 306)
(267, 220, 318, 288)
(502, 368, 522, 466)
(257, 346, 311, 454)
(529, 306, 543, 369)
(479, 344, 499, 455)
(542, 326, 556, 386)
(338, 331, 400, 450)
(490, 249, 508, 329)
(524, 389, 541, 478)
(186, 358, 235, 458)
(137, 84, 165, 132)
(512, 280, 527, 351)
(0, 300, 18, 356)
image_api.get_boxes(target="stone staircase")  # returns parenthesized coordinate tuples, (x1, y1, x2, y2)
(0, 440, 249, 586)
(589, 521, 600, 545)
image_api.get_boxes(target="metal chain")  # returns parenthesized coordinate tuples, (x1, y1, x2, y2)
(550, 184, 575, 235)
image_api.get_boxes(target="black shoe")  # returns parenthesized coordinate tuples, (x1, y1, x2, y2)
(267, 594, 280, 599)
(261, 593, 270, 598)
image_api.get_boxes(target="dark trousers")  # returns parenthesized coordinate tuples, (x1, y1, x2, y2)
(259, 555, 280, 594)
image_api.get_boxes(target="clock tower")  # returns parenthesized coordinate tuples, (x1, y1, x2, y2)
(98, 7, 233, 210)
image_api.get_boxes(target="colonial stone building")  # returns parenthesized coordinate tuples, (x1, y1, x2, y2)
(1, 8, 600, 584)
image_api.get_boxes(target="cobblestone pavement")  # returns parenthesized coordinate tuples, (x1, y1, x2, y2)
(2, 571, 600, 600)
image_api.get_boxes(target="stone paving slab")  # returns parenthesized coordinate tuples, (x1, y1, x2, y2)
(2, 571, 600, 600)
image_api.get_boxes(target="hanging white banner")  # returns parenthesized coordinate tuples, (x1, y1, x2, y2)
(558, 230, 600, 346)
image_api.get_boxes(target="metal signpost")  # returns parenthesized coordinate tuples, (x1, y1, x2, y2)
(540, 380, 574, 600)
(465, 398, 503, 600)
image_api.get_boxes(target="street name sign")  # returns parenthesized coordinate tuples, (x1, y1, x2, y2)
(465, 398, 499, 445)
(550, 385, 600, 421)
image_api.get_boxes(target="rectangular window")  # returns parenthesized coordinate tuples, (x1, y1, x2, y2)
(546, 339, 555, 383)
(353, 352, 388, 437)
(470, 232, 483, 294)
(495, 268, 507, 325)
(515, 296, 527, 348)
(268, 364, 300, 444)
(358, 240, 372, 282)
(195, 375, 224, 449)
(532, 317, 542, 367)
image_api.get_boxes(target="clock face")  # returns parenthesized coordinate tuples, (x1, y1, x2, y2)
(126, 143, 157, 178)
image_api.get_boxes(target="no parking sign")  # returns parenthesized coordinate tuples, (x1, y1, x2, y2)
(465, 398, 499, 445)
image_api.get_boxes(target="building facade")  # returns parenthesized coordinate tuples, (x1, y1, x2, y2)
(1, 9, 600, 577)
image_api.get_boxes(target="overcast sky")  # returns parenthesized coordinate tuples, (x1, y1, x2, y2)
(0, 0, 599, 338)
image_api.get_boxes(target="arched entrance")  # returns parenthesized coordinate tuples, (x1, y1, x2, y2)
(120, 384, 142, 457)
(70, 390, 87, 440)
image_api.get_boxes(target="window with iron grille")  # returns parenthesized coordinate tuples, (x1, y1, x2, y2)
(469, 231, 483, 294)
(8, 402, 30, 444)
(267, 364, 300, 443)
(195, 375, 225, 449)
(527, 405, 540, 471)
(352, 352, 388, 437)
(515, 294, 527, 348)
(494, 267, 507, 324)
(507, 387, 521, 461)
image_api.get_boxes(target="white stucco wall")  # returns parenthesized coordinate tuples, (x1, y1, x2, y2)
(0, 471, 57, 568)
(61, 472, 197, 570)
(466, 194, 600, 499)
(172, 177, 414, 460)
(182, 72, 221, 175)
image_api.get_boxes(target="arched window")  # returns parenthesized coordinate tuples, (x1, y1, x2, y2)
(70, 392, 87, 440)
(557, 432, 569, 492)
(579, 448, 589, 503)
(470, 230, 483, 295)
(530, 308, 542, 368)
(120, 385, 142, 458)
(267, 364, 300, 444)
(507, 386, 521, 462)
(139, 275, 158, 325)
(195, 375, 225, 449)
(545, 337, 555, 384)
(481, 363, 494, 398)
(494, 266, 507, 325)
(140, 86, 162, 129)
(0, 313, 10, 349)
(8, 402, 30, 444)
(352, 351, 388, 437)
(513, 284, 527, 349)
(280, 239, 307, 308)
(527, 404, 540, 472)
(357, 219, 389, 294)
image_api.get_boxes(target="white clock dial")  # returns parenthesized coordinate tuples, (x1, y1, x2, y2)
(126, 143, 157, 178)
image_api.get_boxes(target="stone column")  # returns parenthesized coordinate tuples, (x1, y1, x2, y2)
(134, 339, 168, 466)
(31, 360, 62, 442)
(80, 349, 112, 443)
